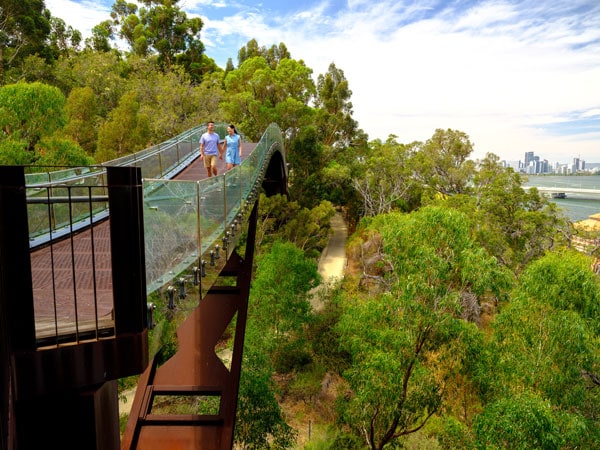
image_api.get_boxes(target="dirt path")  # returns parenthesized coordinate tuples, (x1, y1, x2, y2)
(310, 211, 348, 311)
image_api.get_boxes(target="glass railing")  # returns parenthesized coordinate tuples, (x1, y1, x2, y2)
(24, 123, 247, 247)
(25, 123, 284, 297)
(142, 123, 283, 295)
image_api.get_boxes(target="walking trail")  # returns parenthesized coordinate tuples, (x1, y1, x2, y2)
(310, 211, 348, 311)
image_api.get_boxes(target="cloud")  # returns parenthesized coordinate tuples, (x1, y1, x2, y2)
(46, 0, 112, 37)
(45, 0, 600, 163)
(217, 0, 600, 162)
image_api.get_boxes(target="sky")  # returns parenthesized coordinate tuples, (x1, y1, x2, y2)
(45, 0, 600, 164)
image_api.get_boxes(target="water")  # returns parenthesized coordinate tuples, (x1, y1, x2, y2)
(524, 175, 600, 222)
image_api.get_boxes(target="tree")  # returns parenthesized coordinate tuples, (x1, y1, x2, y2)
(85, 20, 114, 52)
(110, 0, 204, 70)
(0, 0, 51, 82)
(480, 250, 600, 447)
(48, 16, 82, 58)
(53, 50, 128, 117)
(96, 91, 150, 161)
(249, 241, 320, 344)
(237, 39, 290, 68)
(0, 138, 34, 165)
(352, 136, 421, 216)
(314, 63, 359, 148)
(474, 392, 565, 449)
(63, 86, 99, 154)
(412, 128, 475, 196)
(234, 326, 297, 449)
(127, 57, 222, 138)
(285, 126, 324, 208)
(35, 135, 95, 167)
(336, 206, 510, 449)
(221, 55, 315, 142)
(442, 152, 567, 270)
(0, 82, 66, 151)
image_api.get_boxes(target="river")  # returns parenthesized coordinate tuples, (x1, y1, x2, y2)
(524, 175, 600, 222)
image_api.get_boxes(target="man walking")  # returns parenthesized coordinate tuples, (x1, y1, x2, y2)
(199, 121, 221, 177)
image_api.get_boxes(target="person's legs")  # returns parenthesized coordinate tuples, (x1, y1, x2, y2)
(211, 158, 218, 176)
(204, 155, 217, 177)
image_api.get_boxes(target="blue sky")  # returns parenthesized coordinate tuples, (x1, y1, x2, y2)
(45, 0, 600, 164)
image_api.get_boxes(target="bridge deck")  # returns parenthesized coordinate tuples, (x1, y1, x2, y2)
(30, 144, 257, 344)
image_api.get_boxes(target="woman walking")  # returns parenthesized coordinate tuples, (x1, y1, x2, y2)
(222, 124, 242, 171)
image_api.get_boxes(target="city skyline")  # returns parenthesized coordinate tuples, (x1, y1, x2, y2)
(503, 151, 600, 174)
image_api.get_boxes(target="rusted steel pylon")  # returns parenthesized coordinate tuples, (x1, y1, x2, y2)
(122, 200, 258, 450)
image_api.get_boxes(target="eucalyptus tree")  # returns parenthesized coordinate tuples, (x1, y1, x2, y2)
(352, 136, 421, 216)
(53, 50, 128, 117)
(412, 128, 476, 197)
(62, 86, 99, 155)
(126, 56, 223, 138)
(478, 250, 600, 447)
(48, 16, 82, 58)
(109, 0, 203, 70)
(221, 55, 315, 143)
(445, 152, 566, 270)
(95, 91, 150, 161)
(336, 206, 512, 449)
(0, 0, 51, 82)
(314, 63, 359, 149)
(0, 82, 66, 151)
(237, 39, 290, 68)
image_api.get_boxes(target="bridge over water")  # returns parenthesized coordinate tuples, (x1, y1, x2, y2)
(524, 185, 600, 196)
(0, 123, 288, 449)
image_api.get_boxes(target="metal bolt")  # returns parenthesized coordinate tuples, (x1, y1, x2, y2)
(166, 285, 175, 309)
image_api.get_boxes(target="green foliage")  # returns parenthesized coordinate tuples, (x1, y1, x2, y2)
(412, 128, 476, 196)
(306, 287, 351, 373)
(96, 91, 150, 161)
(235, 319, 297, 448)
(35, 135, 95, 167)
(352, 136, 421, 216)
(250, 241, 319, 342)
(0, 138, 34, 165)
(128, 58, 222, 138)
(0, 82, 66, 150)
(473, 392, 565, 449)
(53, 50, 128, 117)
(221, 55, 315, 142)
(63, 86, 99, 154)
(272, 337, 313, 374)
(434, 416, 475, 449)
(0, 0, 51, 83)
(517, 250, 600, 324)
(257, 193, 335, 258)
(335, 206, 509, 449)
(482, 249, 600, 446)
(314, 63, 359, 148)
(110, 0, 204, 71)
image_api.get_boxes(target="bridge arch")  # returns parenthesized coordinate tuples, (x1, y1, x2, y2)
(262, 141, 288, 197)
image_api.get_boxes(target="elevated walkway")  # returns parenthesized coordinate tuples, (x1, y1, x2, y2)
(1, 123, 288, 449)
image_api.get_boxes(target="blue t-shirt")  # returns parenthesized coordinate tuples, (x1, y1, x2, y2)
(200, 132, 220, 155)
